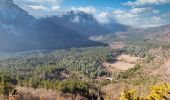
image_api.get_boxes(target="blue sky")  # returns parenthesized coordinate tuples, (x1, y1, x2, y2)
(13, 0, 170, 28)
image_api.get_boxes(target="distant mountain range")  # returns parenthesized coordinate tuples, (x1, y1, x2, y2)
(0, 0, 130, 52)
(44, 11, 130, 36)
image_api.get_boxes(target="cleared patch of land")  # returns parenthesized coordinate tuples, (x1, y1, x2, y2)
(102, 54, 143, 72)
(117, 54, 143, 64)
(103, 62, 134, 72)
(109, 41, 125, 49)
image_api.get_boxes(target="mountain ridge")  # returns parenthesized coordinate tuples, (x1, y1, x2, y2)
(42, 11, 130, 36)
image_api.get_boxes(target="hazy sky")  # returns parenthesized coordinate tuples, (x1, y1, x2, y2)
(13, 0, 170, 28)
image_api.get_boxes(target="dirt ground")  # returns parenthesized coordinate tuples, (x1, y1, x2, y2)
(102, 54, 143, 72)
(117, 54, 143, 64)
(109, 42, 125, 49)
(102, 62, 135, 72)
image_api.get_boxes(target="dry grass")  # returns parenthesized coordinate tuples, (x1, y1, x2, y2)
(150, 59, 170, 82)
(15, 87, 87, 100)
(117, 55, 143, 64)
(102, 54, 143, 72)
(109, 42, 125, 49)
(102, 62, 134, 72)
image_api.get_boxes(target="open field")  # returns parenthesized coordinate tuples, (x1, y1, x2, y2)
(102, 54, 143, 72)
(117, 54, 143, 64)
(102, 62, 134, 71)
(109, 41, 125, 49)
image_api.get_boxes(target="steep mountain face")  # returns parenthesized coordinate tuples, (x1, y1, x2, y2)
(44, 11, 130, 36)
(0, 0, 35, 51)
(0, 0, 35, 33)
(32, 18, 103, 50)
(0, 0, 104, 52)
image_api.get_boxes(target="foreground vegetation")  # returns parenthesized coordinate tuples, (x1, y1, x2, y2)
(120, 83, 170, 100)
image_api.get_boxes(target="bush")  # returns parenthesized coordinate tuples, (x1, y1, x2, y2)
(116, 64, 141, 79)
(0, 76, 14, 96)
(119, 83, 170, 100)
(59, 79, 89, 94)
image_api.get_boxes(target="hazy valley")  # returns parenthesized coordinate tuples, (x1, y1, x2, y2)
(1, 0, 170, 100)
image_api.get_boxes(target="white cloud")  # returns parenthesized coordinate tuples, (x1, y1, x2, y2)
(113, 9, 138, 18)
(130, 7, 159, 14)
(130, 7, 148, 14)
(153, 10, 160, 14)
(68, 6, 112, 24)
(51, 6, 60, 11)
(29, 0, 63, 3)
(95, 12, 111, 24)
(113, 9, 125, 14)
(28, 5, 61, 12)
(28, 5, 47, 10)
(139, 16, 166, 27)
(152, 16, 164, 22)
(14, 0, 63, 16)
(124, 0, 170, 6)
(111, 9, 165, 28)
(69, 6, 96, 14)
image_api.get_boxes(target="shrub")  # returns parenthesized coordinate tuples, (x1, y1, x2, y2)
(119, 83, 170, 100)
(59, 79, 89, 94)
(117, 64, 141, 79)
